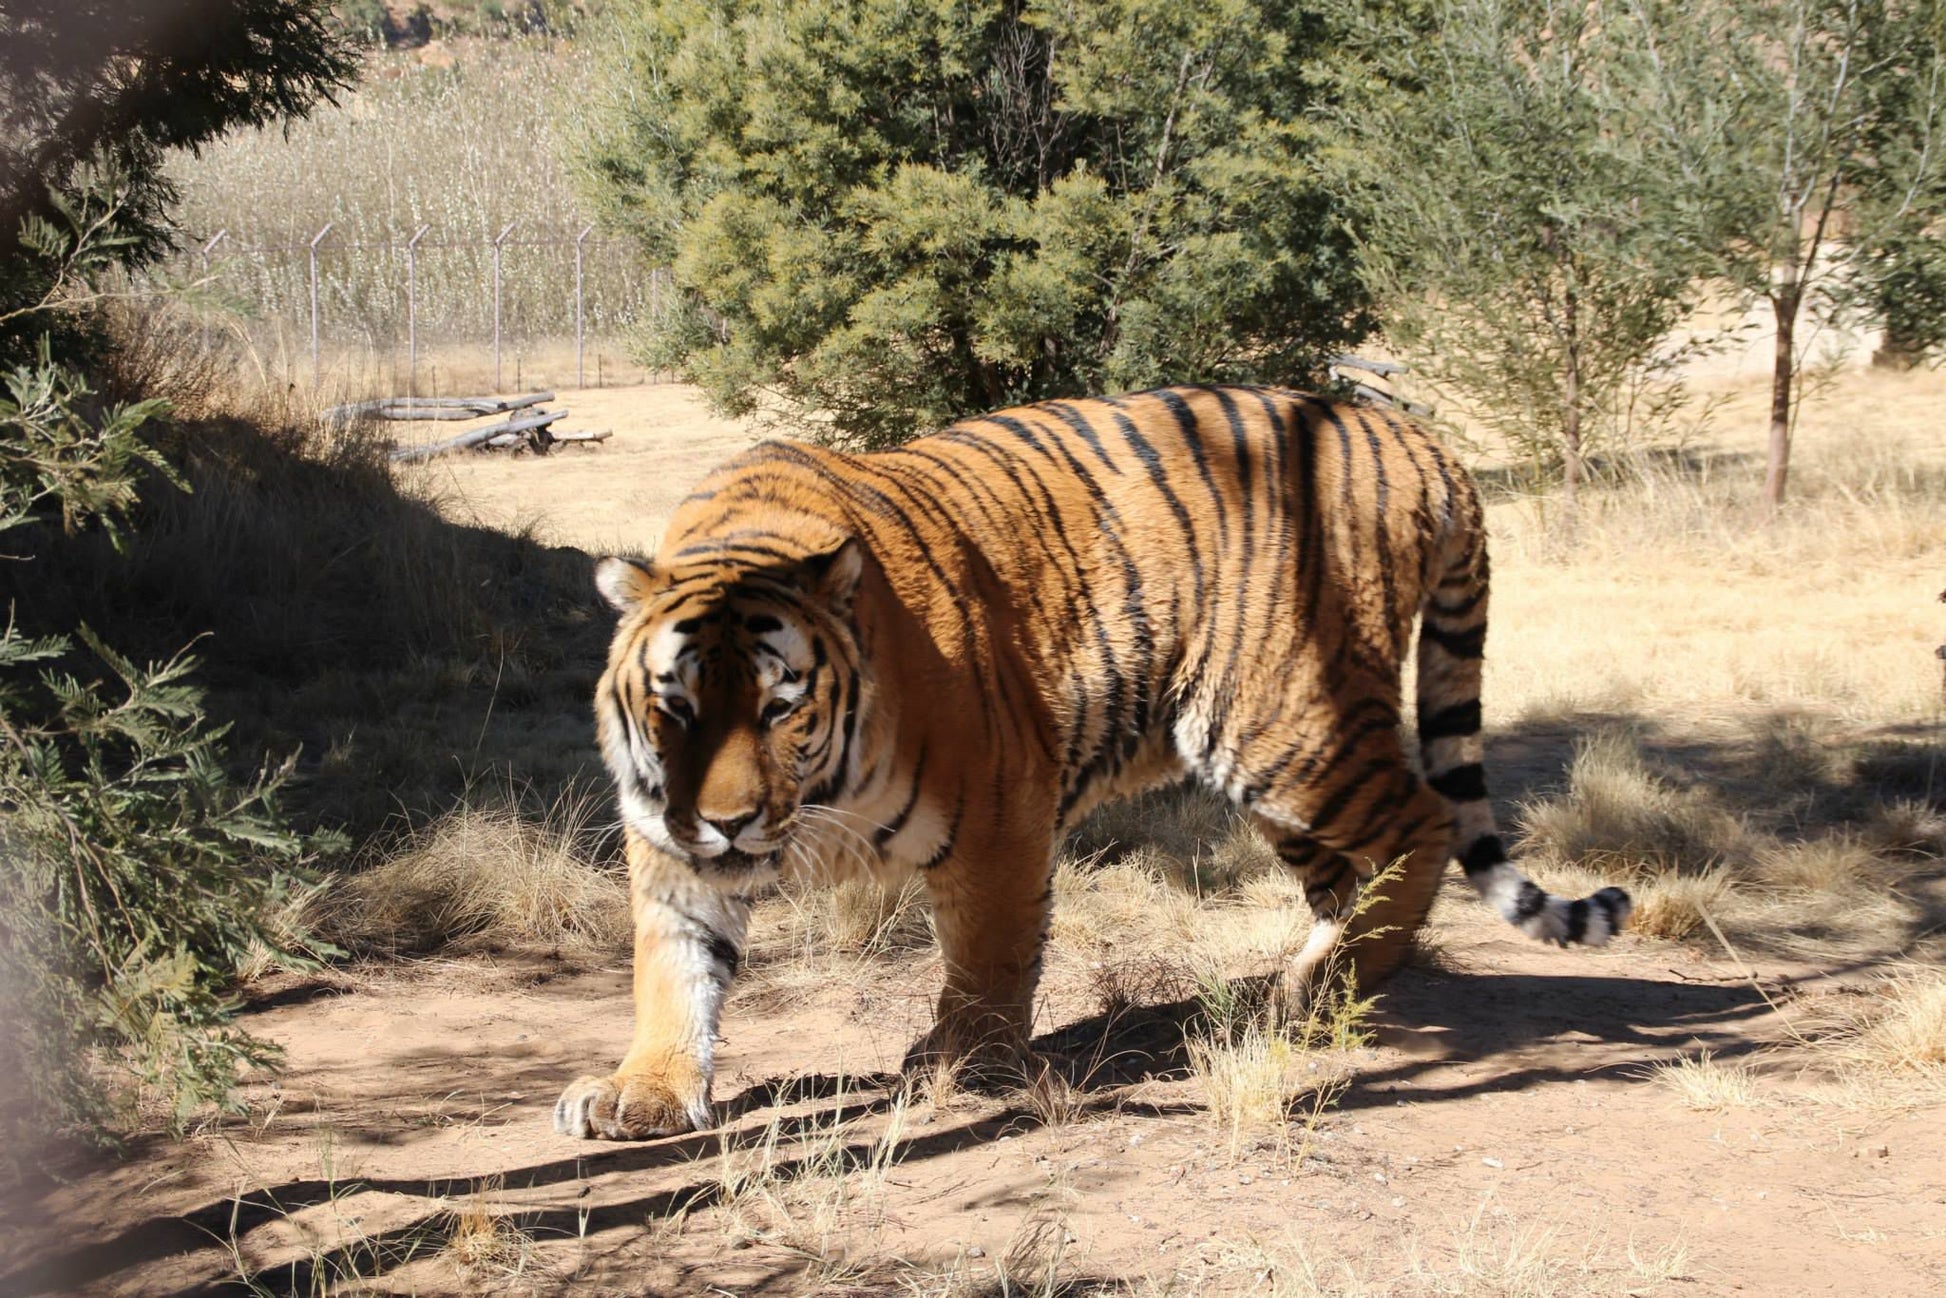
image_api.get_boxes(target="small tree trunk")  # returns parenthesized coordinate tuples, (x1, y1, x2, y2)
(1562, 370, 1583, 510)
(1561, 274, 1583, 521)
(1764, 287, 1799, 510)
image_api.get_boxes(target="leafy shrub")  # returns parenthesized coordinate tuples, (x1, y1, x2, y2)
(580, 0, 1373, 447)
(1, 354, 330, 1154)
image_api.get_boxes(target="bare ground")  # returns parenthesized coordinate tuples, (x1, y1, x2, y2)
(6, 892, 1943, 1296)
(4, 377, 1943, 1296)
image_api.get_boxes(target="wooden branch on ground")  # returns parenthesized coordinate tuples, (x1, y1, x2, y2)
(480, 427, 609, 453)
(388, 407, 568, 462)
(1328, 354, 1408, 378)
(326, 391, 554, 426)
(1346, 381, 1435, 418)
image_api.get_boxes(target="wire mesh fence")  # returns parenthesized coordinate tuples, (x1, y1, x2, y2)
(171, 220, 672, 396)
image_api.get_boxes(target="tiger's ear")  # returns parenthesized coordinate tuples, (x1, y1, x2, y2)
(594, 556, 656, 614)
(801, 537, 864, 611)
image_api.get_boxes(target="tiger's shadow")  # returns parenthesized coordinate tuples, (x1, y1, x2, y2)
(1025, 962, 1778, 1107)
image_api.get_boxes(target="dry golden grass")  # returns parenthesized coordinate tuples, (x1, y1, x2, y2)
(1182, 1205, 1692, 1298)
(437, 1175, 535, 1281)
(736, 877, 934, 1011)
(1179, 867, 1397, 1160)
(1649, 1051, 1763, 1111)
(1517, 730, 1751, 876)
(1184, 1023, 1347, 1161)
(1514, 718, 1939, 955)
(711, 1077, 914, 1274)
(161, 38, 662, 393)
(1483, 371, 1946, 730)
(1818, 969, 1946, 1080)
(328, 792, 627, 955)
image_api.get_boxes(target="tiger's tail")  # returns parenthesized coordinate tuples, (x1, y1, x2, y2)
(1415, 506, 1631, 947)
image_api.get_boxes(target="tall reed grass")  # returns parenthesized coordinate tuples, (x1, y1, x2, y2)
(163, 38, 660, 390)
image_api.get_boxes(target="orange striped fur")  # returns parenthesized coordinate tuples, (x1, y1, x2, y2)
(555, 386, 1629, 1141)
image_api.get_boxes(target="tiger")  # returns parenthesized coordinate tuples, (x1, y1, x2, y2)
(554, 385, 1631, 1141)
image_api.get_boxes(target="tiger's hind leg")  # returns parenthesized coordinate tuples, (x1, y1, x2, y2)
(1250, 744, 1454, 1009)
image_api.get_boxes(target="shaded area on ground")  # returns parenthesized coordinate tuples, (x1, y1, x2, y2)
(1, 942, 1799, 1297)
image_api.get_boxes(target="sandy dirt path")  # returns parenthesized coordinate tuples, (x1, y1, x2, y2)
(5, 887, 1941, 1296)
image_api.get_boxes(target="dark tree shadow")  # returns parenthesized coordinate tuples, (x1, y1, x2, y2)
(1, 412, 613, 837)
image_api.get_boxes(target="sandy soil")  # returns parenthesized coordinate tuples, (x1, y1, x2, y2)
(6, 890, 1941, 1296)
(5, 382, 1942, 1297)
(396, 384, 765, 555)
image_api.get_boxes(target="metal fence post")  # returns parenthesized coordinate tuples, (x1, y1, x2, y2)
(575, 223, 594, 389)
(308, 222, 333, 386)
(198, 229, 227, 353)
(406, 223, 430, 396)
(492, 221, 515, 392)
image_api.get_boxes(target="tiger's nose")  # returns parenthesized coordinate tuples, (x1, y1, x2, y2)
(703, 812, 757, 842)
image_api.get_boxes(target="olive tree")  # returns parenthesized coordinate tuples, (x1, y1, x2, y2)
(1325, 0, 1713, 507)
(1616, 0, 1946, 506)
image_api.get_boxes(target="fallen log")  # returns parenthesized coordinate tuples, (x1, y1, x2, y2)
(1328, 354, 1408, 378)
(388, 408, 567, 462)
(549, 429, 612, 444)
(327, 391, 554, 426)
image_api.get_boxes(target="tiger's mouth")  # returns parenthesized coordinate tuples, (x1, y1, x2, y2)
(681, 843, 787, 880)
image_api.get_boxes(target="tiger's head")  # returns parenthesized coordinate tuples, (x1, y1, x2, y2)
(592, 533, 868, 884)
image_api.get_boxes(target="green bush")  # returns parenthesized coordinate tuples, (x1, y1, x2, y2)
(1, 356, 332, 1151)
(0, 1, 356, 1157)
(579, 0, 1373, 447)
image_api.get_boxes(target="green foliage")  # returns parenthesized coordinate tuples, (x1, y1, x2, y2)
(579, 0, 1372, 447)
(331, 0, 394, 43)
(0, 341, 175, 545)
(0, 358, 334, 1150)
(0, 1, 358, 1153)
(1611, 0, 1946, 502)
(0, 622, 330, 1145)
(1325, 0, 1713, 492)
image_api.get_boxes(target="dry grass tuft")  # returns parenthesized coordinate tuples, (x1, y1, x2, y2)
(1650, 1051, 1762, 1111)
(1824, 970, 1946, 1079)
(1513, 722, 1944, 954)
(1184, 942, 1378, 1159)
(1753, 835, 1882, 894)
(1862, 798, 1946, 859)
(1067, 785, 1235, 864)
(330, 793, 627, 955)
(438, 1175, 535, 1280)
(1518, 730, 1750, 878)
(1086, 952, 1195, 1019)
(1185, 1022, 1345, 1161)
(1009, 1059, 1093, 1130)
(1625, 869, 1737, 941)
(712, 1078, 913, 1271)
(1050, 851, 1197, 955)
(773, 877, 932, 960)
(1186, 1208, 1691, 1296)
(739, 877, 933, 1010)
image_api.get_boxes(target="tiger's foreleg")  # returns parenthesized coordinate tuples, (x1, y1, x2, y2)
(907, 837, 1054, 1080)
(554, 837, 748, 1140)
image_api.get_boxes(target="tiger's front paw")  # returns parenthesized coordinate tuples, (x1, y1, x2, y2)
(552, 1069, 711, 1141)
